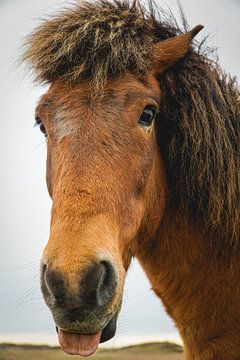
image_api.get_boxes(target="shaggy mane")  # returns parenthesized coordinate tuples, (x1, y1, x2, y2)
(23, 0, 156, 85)
(24, 0, 240, 247)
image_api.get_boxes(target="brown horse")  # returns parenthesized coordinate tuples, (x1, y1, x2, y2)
(24, 0, 240, 358)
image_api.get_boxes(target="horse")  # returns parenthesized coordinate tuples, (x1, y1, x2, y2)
(23, 0, 240, 358)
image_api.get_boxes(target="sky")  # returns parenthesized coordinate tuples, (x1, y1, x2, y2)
(0, 0, 239, 348)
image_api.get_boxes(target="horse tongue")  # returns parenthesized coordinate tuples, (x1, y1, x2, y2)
(58, 329, 101, 357)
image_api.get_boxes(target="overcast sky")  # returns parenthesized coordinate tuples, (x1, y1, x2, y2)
(0, 0, 239, 347)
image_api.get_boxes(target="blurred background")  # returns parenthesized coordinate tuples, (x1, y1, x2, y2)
(0, 0, 239, 348)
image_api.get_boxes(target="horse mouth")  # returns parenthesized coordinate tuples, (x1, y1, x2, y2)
(99, 314, 117, 343)
(56, 315, 117, 356)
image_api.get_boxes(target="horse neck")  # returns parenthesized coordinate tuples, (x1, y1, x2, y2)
(134, 213, 240, 359)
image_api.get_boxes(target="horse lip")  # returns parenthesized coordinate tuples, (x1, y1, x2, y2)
(55, 326, 99, 335)
(55, 313, 117, 342)
(100, 314, 117, 343)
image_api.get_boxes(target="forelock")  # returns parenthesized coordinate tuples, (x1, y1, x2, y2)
(23, 0, 157, 87)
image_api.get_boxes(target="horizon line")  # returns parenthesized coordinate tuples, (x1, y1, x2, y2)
(0, 332, 183, 348)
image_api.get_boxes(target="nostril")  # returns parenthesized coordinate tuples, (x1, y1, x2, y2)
(97, 261, 117, 306)
(43, 265, 65, 302)
(79, 260, 117, 308)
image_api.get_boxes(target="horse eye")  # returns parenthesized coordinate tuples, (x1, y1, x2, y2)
(35, 118, 47, 137)
(138, 106, 157, 129)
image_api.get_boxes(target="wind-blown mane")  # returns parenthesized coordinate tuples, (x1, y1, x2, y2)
(24, 0, 240, 247)
(158, 57, 240, 248)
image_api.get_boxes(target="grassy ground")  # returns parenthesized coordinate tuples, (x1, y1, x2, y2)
(0, 342, 184, 360)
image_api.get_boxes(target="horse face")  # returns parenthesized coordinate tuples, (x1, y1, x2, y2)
(35, 72, 165, 353)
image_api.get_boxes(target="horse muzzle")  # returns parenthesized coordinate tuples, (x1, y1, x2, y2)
(40, 259, 121, 355)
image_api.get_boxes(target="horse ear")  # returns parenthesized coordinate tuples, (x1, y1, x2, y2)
(152, 25, 204, 73)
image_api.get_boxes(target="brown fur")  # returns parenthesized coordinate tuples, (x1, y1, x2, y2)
(25, 1, 240, 359)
